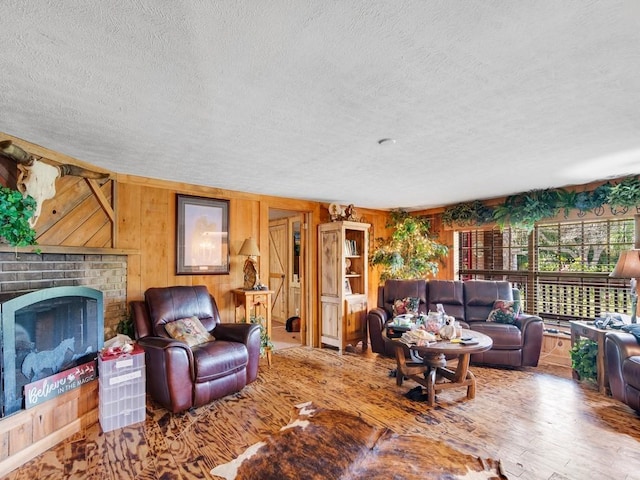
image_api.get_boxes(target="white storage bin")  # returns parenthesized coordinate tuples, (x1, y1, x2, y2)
(98, 344, 146, 432)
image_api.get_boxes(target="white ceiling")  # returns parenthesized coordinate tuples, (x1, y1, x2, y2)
(1, 1, 639, 211)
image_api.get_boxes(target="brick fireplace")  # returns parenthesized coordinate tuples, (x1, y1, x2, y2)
(0, 252, 127, 336)
(0, 250, 128, 476)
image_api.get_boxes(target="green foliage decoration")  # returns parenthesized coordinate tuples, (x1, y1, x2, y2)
(439, 175, 638, 232)
(606, 176, 640, 212)
(0, 186, 38, 247)
(570, 339, 597, 383)
(492, 189, 561, 232)
(370, 209, 448, 281)
(116, 315, 135, 338)
(441, 200, 494, 227)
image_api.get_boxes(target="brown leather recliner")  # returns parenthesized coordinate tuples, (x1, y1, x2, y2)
(605, 331, 640, 412)
(130, 285, 261, 413)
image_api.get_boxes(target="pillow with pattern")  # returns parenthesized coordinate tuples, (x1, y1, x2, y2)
(487, 300, 518, 324)
(392, 296, 420, 317)
(165, 316, 214, 347)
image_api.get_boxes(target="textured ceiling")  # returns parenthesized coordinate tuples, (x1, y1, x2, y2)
(1, 1, 639, 210)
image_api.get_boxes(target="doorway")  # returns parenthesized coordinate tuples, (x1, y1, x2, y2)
(269, 209, 307, 350)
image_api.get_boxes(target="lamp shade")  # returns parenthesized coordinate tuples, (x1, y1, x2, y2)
(238, 237, 261, 257)
(610, 249, 640, 278)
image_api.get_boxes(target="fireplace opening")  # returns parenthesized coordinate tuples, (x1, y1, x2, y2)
(1, 286, 104, 418)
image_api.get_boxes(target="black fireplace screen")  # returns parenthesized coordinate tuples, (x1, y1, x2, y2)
(1, 286, 104, 417)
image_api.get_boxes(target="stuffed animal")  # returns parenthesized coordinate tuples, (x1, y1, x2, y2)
(438, 315, 457, 340)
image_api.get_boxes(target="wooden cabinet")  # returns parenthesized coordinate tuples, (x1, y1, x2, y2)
(318, 221, 370, 353)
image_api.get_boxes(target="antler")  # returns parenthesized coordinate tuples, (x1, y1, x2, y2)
(0, 140, 34, 165)
(58, 164, 109, 180)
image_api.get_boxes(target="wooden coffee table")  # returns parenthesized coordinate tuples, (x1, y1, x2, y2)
(394, 329, 493, 406)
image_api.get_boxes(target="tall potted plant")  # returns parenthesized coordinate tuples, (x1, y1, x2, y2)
(370, 210, 448, 281)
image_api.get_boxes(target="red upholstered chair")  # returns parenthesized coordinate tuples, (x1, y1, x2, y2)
(130, 285, 261, 413)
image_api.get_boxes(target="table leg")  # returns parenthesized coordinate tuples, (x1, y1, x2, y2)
(423, 353, 447, 407)
(426, 367, 437, 407)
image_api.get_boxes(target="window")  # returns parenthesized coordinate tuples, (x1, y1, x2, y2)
(457, 218, 635, 325)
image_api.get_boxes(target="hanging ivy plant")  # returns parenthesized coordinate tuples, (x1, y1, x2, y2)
(607, 176, 640, 213)
(0, 186, 38, 247)
(370, 209, 448, 281)
(441, 200, 494, 227)
(492, 189, 561, 232)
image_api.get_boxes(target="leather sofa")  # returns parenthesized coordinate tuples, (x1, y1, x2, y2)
(605, 331, 640, 412)
(367, 279, 544, 367)
(131, 285, 261, 413)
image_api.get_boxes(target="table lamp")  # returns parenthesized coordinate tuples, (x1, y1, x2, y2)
(239, 237, 261, 290)
(610, 248, 640, 323)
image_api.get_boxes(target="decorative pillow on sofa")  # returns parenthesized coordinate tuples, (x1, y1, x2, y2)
(487, 300, 518, 325)
(165, 316, 214, 347)
(392, 297, 420, 316)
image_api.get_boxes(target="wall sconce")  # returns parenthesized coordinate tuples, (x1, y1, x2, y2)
(610, 248, 640, 324)
(239, 237, 261, 290)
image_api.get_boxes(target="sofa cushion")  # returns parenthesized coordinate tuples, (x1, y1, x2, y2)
(193, 340, 248, 383)
(381, 279, 428, 316)
(427, 280, 465, 322)
(464, 280, 513, 322)
(165, 316, 215, 346)
(468, 323, 522, 349)
(487, 300, 518, 324)
(393, 297, 420, 316)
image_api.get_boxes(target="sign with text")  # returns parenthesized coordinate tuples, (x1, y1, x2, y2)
(24, 360, 97, 409)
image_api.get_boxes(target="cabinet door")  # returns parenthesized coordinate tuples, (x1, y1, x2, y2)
(345, 296, 367, 342)
(320, 229, 340, 297)
(321, 300, 340, 339)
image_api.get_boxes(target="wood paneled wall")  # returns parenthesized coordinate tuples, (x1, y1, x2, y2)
(115, 174, 392, 346)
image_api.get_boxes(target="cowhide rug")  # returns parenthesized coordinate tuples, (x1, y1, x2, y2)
(211, 402, 507, 480)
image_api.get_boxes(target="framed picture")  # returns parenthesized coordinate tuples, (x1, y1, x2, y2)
(176, 195, 230, 275)
(344, 279, 352, 295)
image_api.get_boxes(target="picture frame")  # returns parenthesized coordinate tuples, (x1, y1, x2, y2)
(176, 195, 230, 275)
(344, 279, 352, 295)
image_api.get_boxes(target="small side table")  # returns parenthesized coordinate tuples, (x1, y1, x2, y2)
(569, 320, 610, 395)
(233, 289, 273, 366)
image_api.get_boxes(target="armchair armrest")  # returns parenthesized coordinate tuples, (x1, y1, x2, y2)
(137, 336, 195, 413)
(606, 331, 640, 403)
(214, 322, 261, 383)
(367, 307, 391, 355)
(516, 313, 543, 367)
(214, 322, 261, 344)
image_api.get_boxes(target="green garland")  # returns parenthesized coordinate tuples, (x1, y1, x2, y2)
(441, 175, 639, 232)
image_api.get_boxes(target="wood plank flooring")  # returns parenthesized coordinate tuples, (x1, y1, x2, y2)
(5, 346, 640, 480)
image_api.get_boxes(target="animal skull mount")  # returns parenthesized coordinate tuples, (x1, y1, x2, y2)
(0, 140, 109, 227)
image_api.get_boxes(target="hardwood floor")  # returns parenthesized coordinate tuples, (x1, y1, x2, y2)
(5, 346, 640, 480)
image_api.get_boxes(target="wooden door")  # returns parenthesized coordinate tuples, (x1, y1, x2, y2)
(269, 219, 288, 323)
